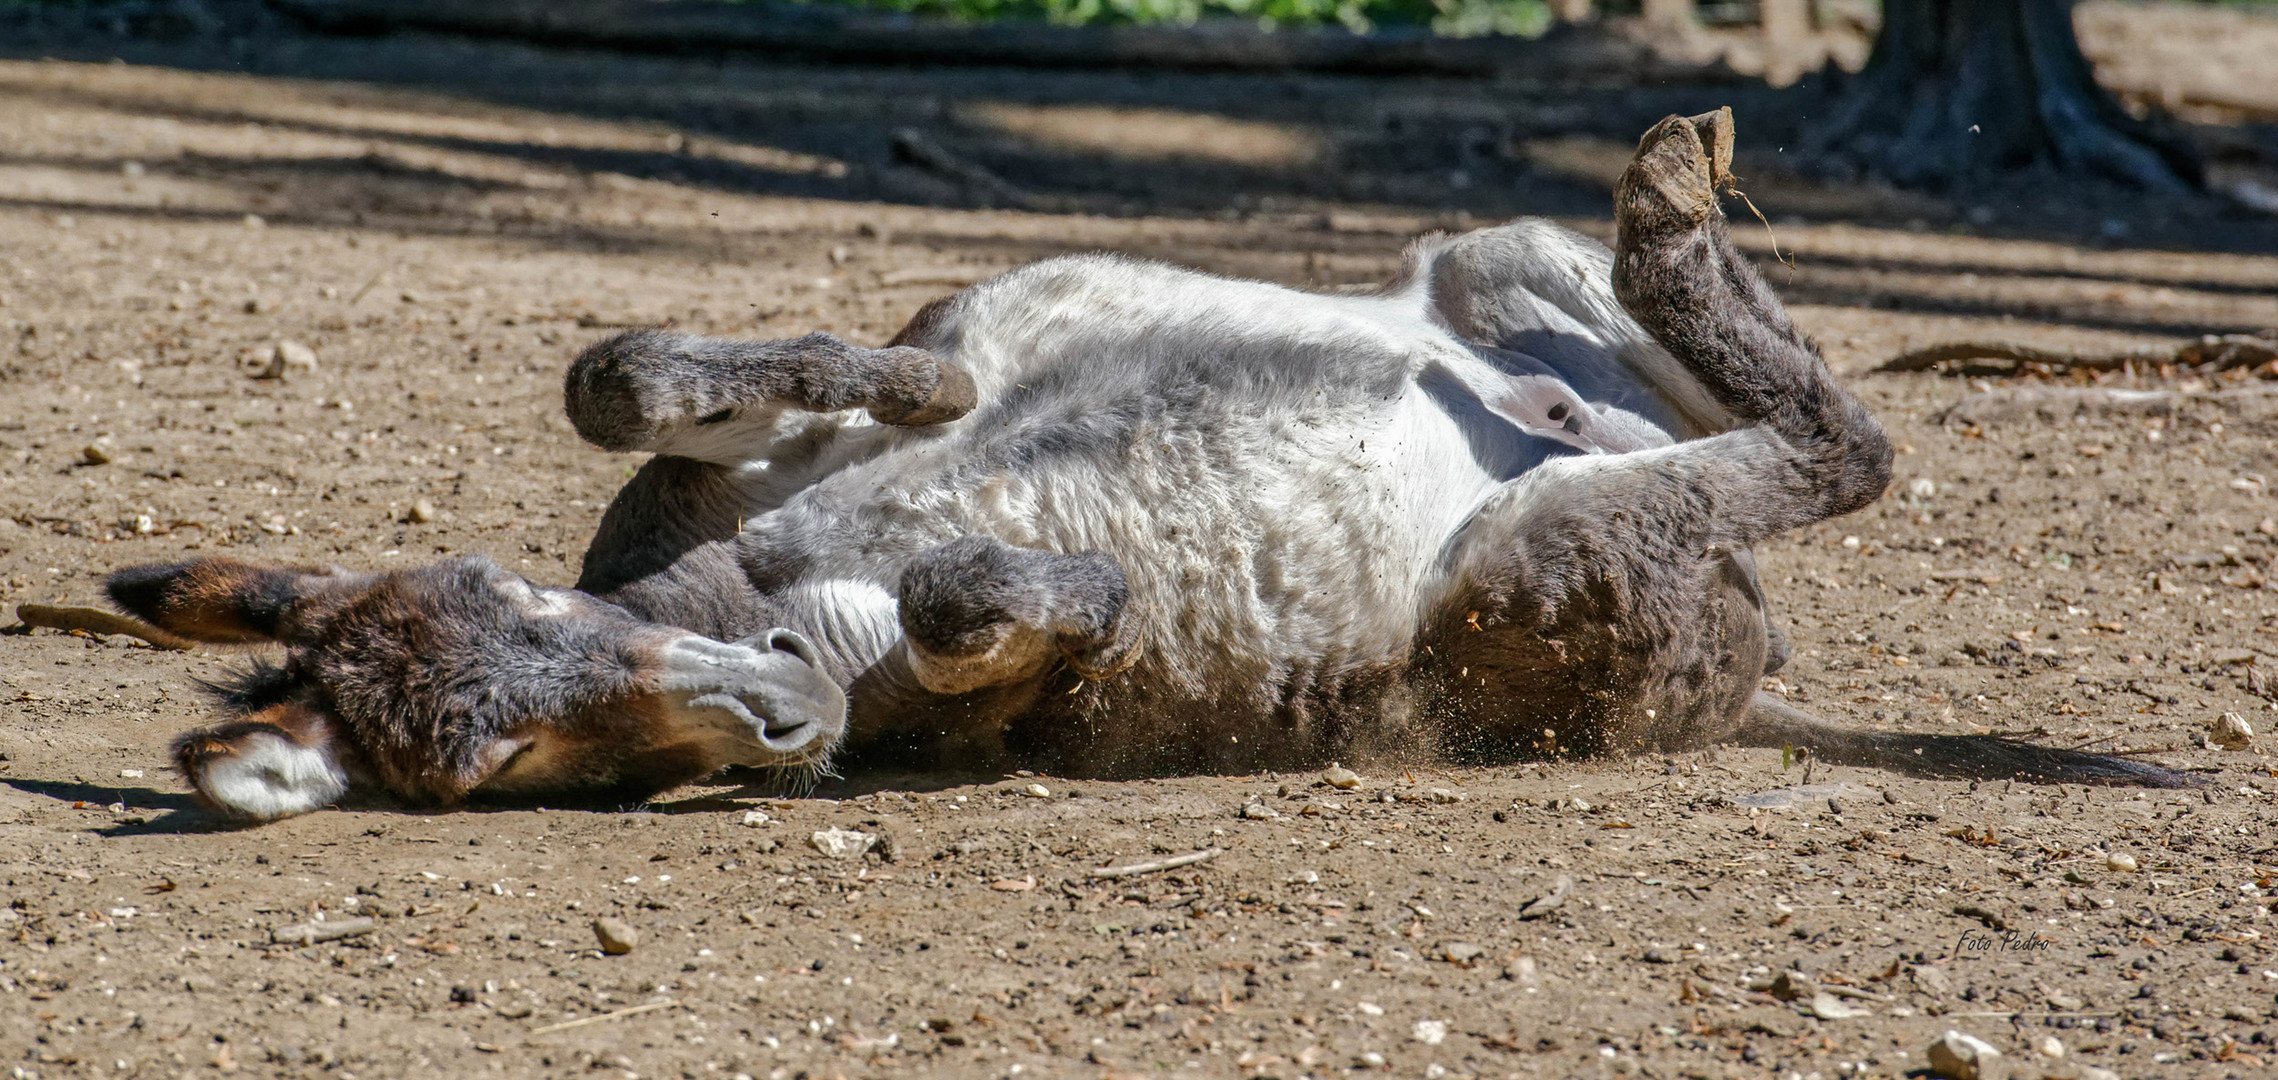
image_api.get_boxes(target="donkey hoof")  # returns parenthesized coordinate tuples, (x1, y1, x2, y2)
(871, 352, 977, 427)
(1616, 107, 1733, 234)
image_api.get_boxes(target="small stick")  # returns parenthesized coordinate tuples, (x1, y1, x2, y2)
(889, 128, 1046, 211)
(14, 604, 195, 650)
(1872, 333, 2277, 377)
(529, 1000, 679, 1035)
(1088, 847, 1223, 879)
(347, 268, 387, 305)
(1943, 1009, 2121, 1020)
(1516, 874, 1573, 921)
(271, 917, 377, 945)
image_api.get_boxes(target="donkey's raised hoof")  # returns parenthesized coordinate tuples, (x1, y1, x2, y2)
(564, 329, 977, 461)
(897, 537, 1137, 695)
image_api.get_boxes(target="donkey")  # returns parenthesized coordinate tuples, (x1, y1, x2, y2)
(100, 110, 2194, 820)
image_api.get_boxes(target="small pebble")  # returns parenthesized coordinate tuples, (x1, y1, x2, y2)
(1809, 992, 1863, 1020)
(1240, 801, 1279, 820)
(740, 810, 770, 827)
(251, 339, 317, 380)
(2211, 712, 2254, 751)
(1503, 956, 1540, 989)
(1321, 764, 1362, 790)
(1427, 788, 1465, 804)
(1926, 1029, 2002, 1080)
(2037, 1035, 2064, 1059)
(80, 442, 112, 466)
(1766, 969, 1812, 1001)
(1022, 783, 1050, 798)
(1440, 942, 1483, 964)
(2104, 851, 2138, 873)
(408, 500, 438, 524)
(591, 917, 638, 955)
(809, 828, 875, 858)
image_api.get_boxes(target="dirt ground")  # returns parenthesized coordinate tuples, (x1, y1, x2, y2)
(7, 4, 2278, 1079)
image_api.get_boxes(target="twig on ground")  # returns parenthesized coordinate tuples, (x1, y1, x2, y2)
(1516, 874, 1573, 920)
(271, 917, 377, 945)
(1088, 847, 1223, 879)
(1872, 331, 2278, 378)
(890, 129, 1049, 212)
(1943, 1009, 2122, 1020)
(530, 1000, 679, 1035)
(13, 604, 195, 650)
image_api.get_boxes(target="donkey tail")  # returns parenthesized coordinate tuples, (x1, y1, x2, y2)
(1734, 693, 2201, 788)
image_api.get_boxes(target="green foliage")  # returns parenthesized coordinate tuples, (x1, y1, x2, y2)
(797, 0, 1555, 36)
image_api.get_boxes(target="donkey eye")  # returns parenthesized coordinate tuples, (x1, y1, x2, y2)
(697, 408, 735, 426)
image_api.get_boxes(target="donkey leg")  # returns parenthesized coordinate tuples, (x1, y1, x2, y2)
(1430, 110, 1890, 756)
(1609, 107, 1892, 523)
(564, 329, 977, 460)
(896, 536, 1137, 695)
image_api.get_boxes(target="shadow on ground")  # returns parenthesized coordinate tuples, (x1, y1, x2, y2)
(2, 7, 2275, 335)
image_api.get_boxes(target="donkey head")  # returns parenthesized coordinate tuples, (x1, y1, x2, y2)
(107, 555, 845, 819)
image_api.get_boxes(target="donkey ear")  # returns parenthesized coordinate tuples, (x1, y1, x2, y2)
(105, 559, 348, 644)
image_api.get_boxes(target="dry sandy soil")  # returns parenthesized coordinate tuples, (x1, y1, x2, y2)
(6, 4, 2278, 1079)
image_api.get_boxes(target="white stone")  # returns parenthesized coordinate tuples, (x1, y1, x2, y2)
(2212, 712, 2254, 751)
(808, 828, 875, 858)
(1927, 1029, 2004, 1080)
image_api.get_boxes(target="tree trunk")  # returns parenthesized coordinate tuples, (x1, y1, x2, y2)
(1639, 0, 1695, 33)
(1759, 0, 1814, 87)
(1808, 0, 2198, 192)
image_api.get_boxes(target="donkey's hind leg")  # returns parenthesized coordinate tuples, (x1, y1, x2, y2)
(896, 537, 1137, 695)
(1429, 110, 1890, 758)
(564, 329, 977, 462)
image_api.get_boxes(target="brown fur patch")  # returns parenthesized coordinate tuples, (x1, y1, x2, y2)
(885, 292, 965, 349)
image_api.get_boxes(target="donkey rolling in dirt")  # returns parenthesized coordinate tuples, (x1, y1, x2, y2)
(103, 110, 2194, 821)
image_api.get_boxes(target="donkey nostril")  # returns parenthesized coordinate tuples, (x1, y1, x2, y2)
(1546, 402, 1569, 423)
(697, 407, 735, 425)
(765, 628, 821, 667)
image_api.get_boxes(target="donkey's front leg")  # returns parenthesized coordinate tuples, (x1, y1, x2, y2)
(564, 329, 977, 462)
(896, 537, 1138, 695)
